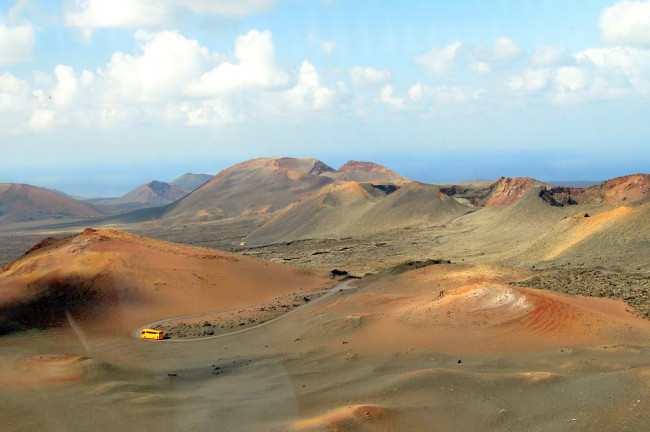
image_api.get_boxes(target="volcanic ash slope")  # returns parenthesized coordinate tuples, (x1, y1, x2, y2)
(0, 228, 332, 336)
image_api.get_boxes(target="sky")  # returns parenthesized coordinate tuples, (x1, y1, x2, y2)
(1, 0, 649, 196)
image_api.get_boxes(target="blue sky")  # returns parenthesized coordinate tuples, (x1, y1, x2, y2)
(1, 0, 649, 196)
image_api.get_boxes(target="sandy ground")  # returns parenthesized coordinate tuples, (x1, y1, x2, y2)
(2, 263, 650, 431)
(153, 292, 325, 339)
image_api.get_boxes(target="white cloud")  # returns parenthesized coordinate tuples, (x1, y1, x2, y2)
(0, 27, 347, 132)
(28, 109, 55, 131)
(189, 30, 289, 96)
(530, 46, 568, 67)
(491, 37, 524, 60)
(577, 46, 650, 92)
(377, 85, 406, 109)
(408, 83, 423, 102)
(102, 30, 213, 102)
(80, 70, 95, 86)
(0, 23, 34, 64)
(579, 46, 650, 69)
(99, 105, 147, 128)
(555, 66, 589, 92)
(349, 66, 391, 85)
(65, 0, 170, 39)
(179, 0, 275, 16)
(505, 45, 650, 103)
(16, 8, 650, 136)
(408, 83, 485, 105)
(506, 69, 551, 93)
(321, 40, 337, 55)
(65, 0, 277, 39)
(470, 62, 491, 74)
(173, 98, 243, 126)
(51, 65, 79, 107)
(471, 37, 524, 64)
(282, 61, 334, 111)
(415, 41, 462, 76)
(0, 73, 30, 111)
(432, 86, 484, 104)
(599, 0, 650, 46)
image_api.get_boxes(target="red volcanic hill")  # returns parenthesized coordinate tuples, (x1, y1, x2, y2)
(0, 228, 331, 335)
(324, 160, 411, 184)
(442, 174, 650, 208)
(539, 174, 650, 206)
(0, 183, 103, 225)
(480, 177, 542, 206)
(440, 177, 544, 207)
(588, 174, 650, 204)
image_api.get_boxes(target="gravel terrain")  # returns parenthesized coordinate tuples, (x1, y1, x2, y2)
(513, 269, 650, 318)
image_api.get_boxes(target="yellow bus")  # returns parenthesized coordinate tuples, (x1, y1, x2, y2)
(140, 329, 164, 340)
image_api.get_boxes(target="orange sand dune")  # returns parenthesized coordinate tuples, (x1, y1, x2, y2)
(288, 404, 388, 431)
(0, 354, 90, 387)
(544, 205, 636, 259)
(297, 265, 650, 354)
(0, 228, 332, 336)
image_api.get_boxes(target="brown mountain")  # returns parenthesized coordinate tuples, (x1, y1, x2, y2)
(85, 175, 213, 214)
(117, 161, 649, 255)
(539, 174, 650, 206)
(158, 158, 422, 225)
(442, 174, 650, 209)
(0, 228, 331, 335)
(521, 201, 650, 266)
(440, 177, 544, 207)
(169, 173, 213, 193)
(426, 177, 650, 272)
(160, 157, 337, 223)
(0, 183, 102, 225)
(246, 181, 469, 245)
(110, 180, 187, 206)
(323, 160, 411, 184)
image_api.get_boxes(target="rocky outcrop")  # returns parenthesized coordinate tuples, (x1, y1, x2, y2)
(440, 177, 540, 207)
(538, 187, 578, 207)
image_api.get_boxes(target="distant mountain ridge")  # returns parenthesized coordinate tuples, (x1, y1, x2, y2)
(441, 174, 650, 208)
(84, 172, 213, 212)
(0, 183, 103, 225)
(245, 180, 467, 245)
(161, 157, 335, 223)
(115, 158, 650, 243)
(538, 174, 650, 207)
(169, 173, 213, 192)
(322, 160, 411, 184)
(1, 158, 648, 242)
(161, 157, 412, 226)
(110, 180, 187, 205)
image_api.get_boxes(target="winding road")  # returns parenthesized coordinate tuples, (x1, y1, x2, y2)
(134, 279, 358, 342)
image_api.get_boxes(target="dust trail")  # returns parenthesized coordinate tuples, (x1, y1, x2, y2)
(66, 309, 90, 352)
